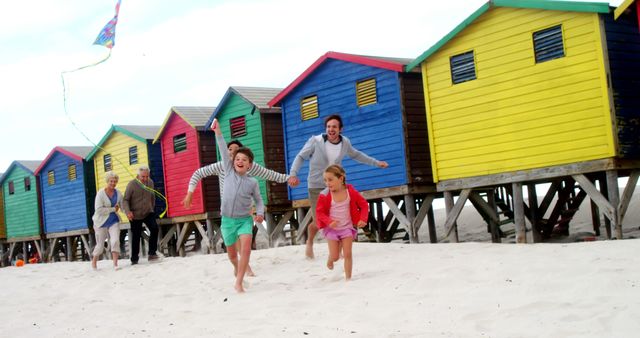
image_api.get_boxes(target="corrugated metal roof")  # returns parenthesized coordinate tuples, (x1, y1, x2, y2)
(59, 146, 94, 159)
(231, 87, 283, 109)
(171, 106, 215, 127)
(116, 125, 161, 140)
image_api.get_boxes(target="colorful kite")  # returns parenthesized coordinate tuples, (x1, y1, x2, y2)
(93, 0, 122, 49)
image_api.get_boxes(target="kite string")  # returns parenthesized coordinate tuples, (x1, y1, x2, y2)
(61, 50, 168, 218)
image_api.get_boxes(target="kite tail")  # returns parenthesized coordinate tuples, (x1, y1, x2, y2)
(60, 49, 169, 218)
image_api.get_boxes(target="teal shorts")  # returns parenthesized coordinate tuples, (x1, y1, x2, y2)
(221, 216, 253, 246)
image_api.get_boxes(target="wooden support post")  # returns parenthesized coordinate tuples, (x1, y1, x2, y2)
(618, 170, 639, 226)
(443, 189, 471, 242)
(599, 176, 612, 239)
(427, 204, 437, 243)
(176, 223, 190, 257)
(268, 210, 294, 247)
(512, 182, 526, 243)
(193, 220, 211, 252)
(382, 197, 412, 241)
(23, 242, 28, 263)
(9, 243, 17, 262)
(573, 174, 617, 236)
(606, 170, 621, 239)
(294, 210, 313, 246)
(487, 189, 501, 243)
(527, 183, 542, 243)
(65, 237, 72, 262)
(80, 234, 93, 259)
(590, 199, 601, 236)
(469, 191, 501, 243)
(404, 195, 417, 243)
(413, 194, 436, 244)
(33, 240, 43, 262)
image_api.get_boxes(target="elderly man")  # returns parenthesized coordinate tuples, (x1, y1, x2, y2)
(123, 165, 159, 264)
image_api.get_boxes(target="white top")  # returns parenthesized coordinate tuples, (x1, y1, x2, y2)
(324, 141, 341, 166)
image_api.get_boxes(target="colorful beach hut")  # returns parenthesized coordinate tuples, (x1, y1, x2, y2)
(0, 173, 5, 240)
(209, 86, 295, 244)
(406, 0, 640, 242)
(0, 160, 44, 262)
(87, 125, 165, 218)
(268, 52, 434, 243)
(34, 146, 95, 261)
(153, 107, 219, 254)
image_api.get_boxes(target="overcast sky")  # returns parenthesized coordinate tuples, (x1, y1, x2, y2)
(0, 0, 623, 172)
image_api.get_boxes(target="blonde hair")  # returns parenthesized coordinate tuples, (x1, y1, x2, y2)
(324, 164, 346, 185)
(104, 171, 119, 183)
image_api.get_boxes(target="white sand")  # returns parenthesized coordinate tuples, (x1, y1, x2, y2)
(1, 188, 639, 337)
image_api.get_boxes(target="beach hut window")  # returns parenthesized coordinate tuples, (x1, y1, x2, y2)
(8, 181, 14, 195)
(533, 25, 564, 63)
(104, 154, 112, 172)
(356, 78, 377, 107)
(173, 133, 187, 153)
(68, 164, 77, 181)
(301, 95, 319, 121)
(450, 51, 476, 84)
(230, 116, 247, 138)
(47, 170, 55, 186)
(129, 146, 138, 165)
(24, 177, 31, 191)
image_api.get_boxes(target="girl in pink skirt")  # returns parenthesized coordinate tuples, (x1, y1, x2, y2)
(315, 164, 369, 280)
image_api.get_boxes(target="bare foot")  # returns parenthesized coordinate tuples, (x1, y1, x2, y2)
(305, 243, 315, 259)
(91, 259, 97, 270)
(246, 265, 256, 277)
(234, 283, 245, 293)
(327, 259, 334, 270)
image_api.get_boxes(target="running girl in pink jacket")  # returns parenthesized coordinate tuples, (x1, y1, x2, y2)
(315, 164, 369, 280)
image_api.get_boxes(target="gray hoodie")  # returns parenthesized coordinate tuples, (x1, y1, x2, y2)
(289, 134, 381, 189)
(216, 134, 264, 218)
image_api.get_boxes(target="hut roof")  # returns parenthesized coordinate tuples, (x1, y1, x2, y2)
(268, 51, 414, 107)
(87, 125, 160, 160)
(0, 160, 42, 184)
(614, 0, 637, 19)
(405, 0, 610, 71)
(34, 146, 94, 175)
(209, 87, 282, 127)
(153, 106, 216, 143)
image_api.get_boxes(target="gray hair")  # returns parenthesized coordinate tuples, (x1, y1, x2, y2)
(104, 171, 119, 183)
(137, 165, 150, 175)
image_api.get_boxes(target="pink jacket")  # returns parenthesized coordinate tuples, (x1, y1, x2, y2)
(315, 184, 369, 229)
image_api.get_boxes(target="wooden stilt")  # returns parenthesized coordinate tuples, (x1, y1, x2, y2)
(599, 176, 612, 239)
(413, 194, 435, 244)
(427, 204, 437, 243)
(487, 189, 501, 243)
(527, 183, 542, 243)
(573, 174, 616, 232)
(469, 191, 501, 243)
(267, 210, 293, 247)
(65, 237, 72, 261)
(606, 170, 621, 239)
(512, 182, 526, 243)
(590, 199, 601, 236)
(618, 170, 638, 225)
(443, 189, 471, 242)
(8, 243, 17, 262)
(193, 220, 211, 252)
(294, 210, 313, 246)
(404, 195, 417, 243)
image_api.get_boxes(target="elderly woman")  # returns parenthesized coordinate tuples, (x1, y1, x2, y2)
(91, 171, 124, 270)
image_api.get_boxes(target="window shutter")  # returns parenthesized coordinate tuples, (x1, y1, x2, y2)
(533, 25, 564, 63)
(24, 177, 31, 191)
(47, 170, 55, 186)
(68, 164, 77, 181)
(450, 51, 477, 84)
(173, 133, 187, 153)
(129, 146, 138, 165)
(230, 116, 247, 138)
(104, 154, 112, 172)
(8, 181, 14, 195)
(356, 78, 377, 107)
(301, 95, 319, 121)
